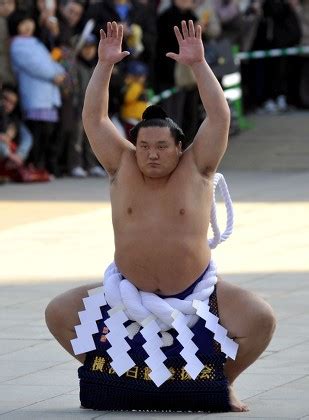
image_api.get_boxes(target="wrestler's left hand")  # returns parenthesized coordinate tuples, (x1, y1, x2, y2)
(166, 20, 204, 67)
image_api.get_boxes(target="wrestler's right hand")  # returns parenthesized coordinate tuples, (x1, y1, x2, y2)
(98, 21, 130, 65)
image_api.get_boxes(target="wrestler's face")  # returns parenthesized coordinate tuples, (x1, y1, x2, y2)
(136, 127, 182, 178)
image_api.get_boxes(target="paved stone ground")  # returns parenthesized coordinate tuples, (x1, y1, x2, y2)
(0, 114, 308, 419)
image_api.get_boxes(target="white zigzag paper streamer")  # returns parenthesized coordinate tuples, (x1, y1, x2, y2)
(140, 317, 171, 387)
(105, 306, 135, 376)
(172, 310, 204, 379)
(71, 291, 106, 355)
(192, 300, 239, 360)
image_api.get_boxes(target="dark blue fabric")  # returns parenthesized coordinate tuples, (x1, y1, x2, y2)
(78, 271, 230, 412)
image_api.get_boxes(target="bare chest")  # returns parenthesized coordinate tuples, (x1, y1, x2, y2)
(111, 166, 212, 232)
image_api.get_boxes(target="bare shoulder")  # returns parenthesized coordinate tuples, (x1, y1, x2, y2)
(110, 148, 140, 183)
(84, 117, 135, 176)
(175, 148, 215, 184)
(183, 117, 229, 176)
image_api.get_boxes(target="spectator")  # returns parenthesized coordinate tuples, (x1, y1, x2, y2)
(0, 0, 16, 84)
(120, 60, 150, 136)
(215, 0, 242, 44)
(0, 85, 22, 171)
(155, 0, 197, 91)
(34, 0, 60, 50)
(58, 0, 86, 46)
(0, 84, 32, 166)
(55, 0, 87, 176)
(194, 0, 221, 41)
(8, 10, 66, 175)
(252, 0, 302, 112)
(0, 83, 50, 182)
(86, 0, 157, 81)
(155, 0, 199, 142)
(73, 33, 107, 177)
(214, 0, 261, 51)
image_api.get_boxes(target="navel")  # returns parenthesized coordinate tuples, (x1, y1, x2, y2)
(179, 208, 185, 215)
(127, 207, 133, 215)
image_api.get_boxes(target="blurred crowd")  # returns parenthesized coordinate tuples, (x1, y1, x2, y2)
(0, 0, 308, 183)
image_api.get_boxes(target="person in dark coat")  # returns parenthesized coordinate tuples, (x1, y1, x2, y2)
(85, 0, 156, 82)
(154, 0, 199, 143)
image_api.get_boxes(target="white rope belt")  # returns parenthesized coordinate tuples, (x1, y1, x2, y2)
(71, 173, 238, 386)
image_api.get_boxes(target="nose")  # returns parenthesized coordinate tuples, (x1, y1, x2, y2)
(148, 150, 159, 160)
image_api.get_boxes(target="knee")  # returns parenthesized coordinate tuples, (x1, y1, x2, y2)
(45, 297, 64, 336)
(257, 301, 277, 340)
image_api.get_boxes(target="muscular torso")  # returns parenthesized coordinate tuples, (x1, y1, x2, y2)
(110, 150, 213, 295)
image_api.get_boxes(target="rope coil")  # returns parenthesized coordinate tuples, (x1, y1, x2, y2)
(208, 173, 234, 249)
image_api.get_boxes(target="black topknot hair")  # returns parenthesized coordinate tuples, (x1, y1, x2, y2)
(142, 105, 167, 120)
(129, 105, 186, 148)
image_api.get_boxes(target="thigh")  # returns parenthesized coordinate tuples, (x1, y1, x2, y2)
(216, 276, 274, 339)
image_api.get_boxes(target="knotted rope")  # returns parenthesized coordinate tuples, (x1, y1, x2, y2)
(208, 173, 234, 249)
(103, 259, 217, 334)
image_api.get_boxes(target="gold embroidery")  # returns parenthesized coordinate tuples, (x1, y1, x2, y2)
(180, 368, 192, 380)
(91, 356, 216, 382)
(199, 365, 213, 380)
(143, 367, 152, 380)
(126, 366, 139, 379)
(92, 356, 105, 372)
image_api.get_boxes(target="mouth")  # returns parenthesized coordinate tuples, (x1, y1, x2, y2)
(148, 163, 160, 167)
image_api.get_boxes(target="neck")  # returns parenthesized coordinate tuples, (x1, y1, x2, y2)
(142, 174, 170, 189)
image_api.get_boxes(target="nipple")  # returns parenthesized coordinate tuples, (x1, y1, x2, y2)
(179, 208, 185, 215)
(127, 207, 133, 214)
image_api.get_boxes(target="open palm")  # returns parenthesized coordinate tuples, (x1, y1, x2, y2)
(98, 21, 130, 65)
(166, 20, 204, 66)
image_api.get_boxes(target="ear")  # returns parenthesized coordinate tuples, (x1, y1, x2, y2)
(177, 141, 182, 154)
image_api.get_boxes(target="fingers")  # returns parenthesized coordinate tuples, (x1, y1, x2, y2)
(188, 20, 195, 37)
(181, 20, 189, 38)
(166, 52, 178, 61)
(174, 25, 183, 43)
(100, 29, 106, 40)
(175, 20, 200, 41)
(107, 21, 112, 37)
(121, 51, 131, 59)
(112, 21, 118, 38)
(196, 24, 202, 40)
(117, 22, 123, 40)
(104, 21, 125, 39)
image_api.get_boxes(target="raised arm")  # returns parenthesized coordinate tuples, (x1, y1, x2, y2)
(166, 20, 230, 174)
(82, 21, 134, 176)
